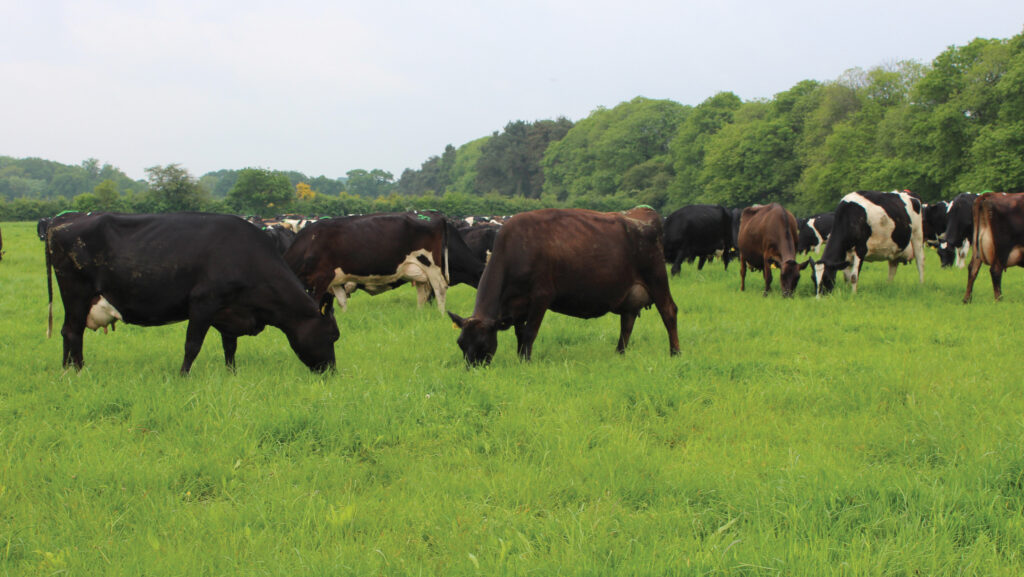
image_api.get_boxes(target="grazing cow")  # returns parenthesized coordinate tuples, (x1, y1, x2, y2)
(45, 212, 338, 374)
(810, 190, 925, 295)
(963, 192, 1024, 302)
(796, 212, 834, 254)
(737, 203, 809, 297)
(662, 204, 735, 275)
(448, 207, 680, 366)
(922, 201, 951, 246)
(938, 192, 977, 268)
(460, 222, 502, 264)
(284, 211, 485, 313)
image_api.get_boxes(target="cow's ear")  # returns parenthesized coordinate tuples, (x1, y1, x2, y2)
(829, 260, 851, 271)
(798, 259, 812, 270)
(448, 311, 469, 329)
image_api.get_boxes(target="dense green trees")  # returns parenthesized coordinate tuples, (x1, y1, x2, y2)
(227, 168, 294, 216)
(3, 32, 1023, 222)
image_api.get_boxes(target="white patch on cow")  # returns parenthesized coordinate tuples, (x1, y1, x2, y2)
(328, 249, 448, 312)
(87, 295, 122, 333)
(813, 262, 826, 296)
(807, 217, 825, 253)
(956, 240, 970, 268)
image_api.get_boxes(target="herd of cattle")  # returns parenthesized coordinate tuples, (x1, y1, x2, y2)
(21, 189, 1022, 373)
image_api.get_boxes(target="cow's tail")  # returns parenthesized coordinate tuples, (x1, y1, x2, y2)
(971, 193, 990, 265)
(46, 235, 53, 339)
(442, 219, 451, 284)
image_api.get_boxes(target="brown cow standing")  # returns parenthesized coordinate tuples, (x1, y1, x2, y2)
(448, 207, 680, 366)
(737, 203, 809, 297)
(963, 192, 1024, 302)
(285, 211, 484, 313)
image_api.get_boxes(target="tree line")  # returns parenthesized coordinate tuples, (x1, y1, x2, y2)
(2, 32, 1022, 222)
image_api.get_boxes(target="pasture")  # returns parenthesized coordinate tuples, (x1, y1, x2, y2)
(1, 219, 1023, 576)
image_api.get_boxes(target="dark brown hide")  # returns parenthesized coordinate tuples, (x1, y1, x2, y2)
(449, 207, 680, 365)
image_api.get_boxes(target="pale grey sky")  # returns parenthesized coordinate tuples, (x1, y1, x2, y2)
(2, 0, 1023, 181)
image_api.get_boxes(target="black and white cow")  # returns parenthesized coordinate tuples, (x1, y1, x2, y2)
(937, 193, 977, 268)
(809, 190, 925, 295)
(796, 212, 834, 254)
(922, 201, 951, 246)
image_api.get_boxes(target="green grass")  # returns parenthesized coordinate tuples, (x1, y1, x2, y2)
(2, 220, 1024, 576)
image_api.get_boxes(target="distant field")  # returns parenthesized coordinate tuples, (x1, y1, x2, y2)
(2, 219, 1023, 576)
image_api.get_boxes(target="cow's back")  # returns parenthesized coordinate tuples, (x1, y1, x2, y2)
(49, 212, 290, 324)
(483, 208, 664, 317)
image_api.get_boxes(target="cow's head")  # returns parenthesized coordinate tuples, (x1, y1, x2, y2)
(288, 306, 340, 373)
(780, 259, 811, 297)
(809, 258, 849, 296)
(448, 312, 502, 366)
(936, 241, 956, 268)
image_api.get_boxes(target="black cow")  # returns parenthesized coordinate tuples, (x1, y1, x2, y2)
(963, 192, 1024, 302)
(810, 190, 925, 295)
(460, 223, 501, 264)
(937, 192, 977, 268)
(737, 203, 809, 297)
(46, 212, 339, 374)
(663, 204, 735, 275)
(796, 212, 834, 254)
(285, 211, 485, 313)
(262, 224, 297, 255)
(448, 207, 680, 366)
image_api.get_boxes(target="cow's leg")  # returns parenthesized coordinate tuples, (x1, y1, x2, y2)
(963, 251, 983, 303)
(514, 305, 548, 361)
(221, 332, 238, 371)
(990, 261, 1004, 301)
(60, 302, 89, 371)
(697, 255, 707, 270)
(181, 316, 213, 376)
(646, 269, 680, 356)
(739, 257, 747, 291)
(888, 261, 899, 282)
(762, 265, 773, 296)
(913, 239, 926, 284)
(671, 252, 684, 276)
(616, 312, 637, 353)
(414, 282, 431, 308)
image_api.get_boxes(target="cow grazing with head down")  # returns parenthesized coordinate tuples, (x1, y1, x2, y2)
(662, 204, 736, 275)
(737, 203, 809, 297)
(810, 190, 925, 295)
(962, 192, 1024, 302)
(796, 212, 834, 254)
(922, 201, 951, 246)
(937, 192, 977, 268)
(448, 207, 680, 366)
(284, 211, 485, 313)
(45, 212, 339, 375)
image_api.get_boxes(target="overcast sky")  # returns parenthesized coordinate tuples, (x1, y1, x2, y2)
(2, 1, 1023, 182)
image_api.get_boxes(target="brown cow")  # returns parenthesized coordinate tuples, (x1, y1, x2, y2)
(448, 207, 680, 366)
(963, 192, 1024, 302)
(284, 211, 485, 313)
(737, 203, 809, 297)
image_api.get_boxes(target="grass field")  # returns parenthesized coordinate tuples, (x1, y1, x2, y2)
(2, 219, 1024, 576)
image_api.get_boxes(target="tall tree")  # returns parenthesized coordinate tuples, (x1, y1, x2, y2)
(227, 168, 294, 216)
(143, 164, 208, 212)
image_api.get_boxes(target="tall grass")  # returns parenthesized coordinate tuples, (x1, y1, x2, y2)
(1, 220, 1023, 575)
